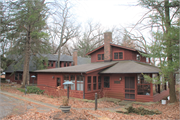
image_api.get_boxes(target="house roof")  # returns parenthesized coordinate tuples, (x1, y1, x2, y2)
(5, 54, 91, 73)
(86, 44, 146, 55)
(35, 62, 117, 73)
(100, 61, 160, 74)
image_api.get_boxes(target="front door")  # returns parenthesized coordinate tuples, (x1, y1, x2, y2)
(125, 77, 135, 100)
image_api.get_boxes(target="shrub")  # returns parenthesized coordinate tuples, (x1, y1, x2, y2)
(17, 86, 44, 94)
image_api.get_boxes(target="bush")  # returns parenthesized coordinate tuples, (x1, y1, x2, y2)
(17, 86, 44, 94)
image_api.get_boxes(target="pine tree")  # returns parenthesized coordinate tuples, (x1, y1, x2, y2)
(7, 0, 51, 87)
(139, 0, 179, 103)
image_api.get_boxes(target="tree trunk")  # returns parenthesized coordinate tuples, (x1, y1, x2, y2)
(169, 72, 177, 103)
(165, 0, 177, 103)
(21, 29, 31, 88)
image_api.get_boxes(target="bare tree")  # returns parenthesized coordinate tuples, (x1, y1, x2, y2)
(48, 0, 79, 67)
(73, 20, 104, 57)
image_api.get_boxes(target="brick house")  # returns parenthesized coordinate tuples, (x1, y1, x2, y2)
(5, 53, 90, 84)
(35, 32, 169, 102)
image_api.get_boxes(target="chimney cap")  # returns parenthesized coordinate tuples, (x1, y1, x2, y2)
(73, 49, 78, 51)
(104, 32, 112, 34)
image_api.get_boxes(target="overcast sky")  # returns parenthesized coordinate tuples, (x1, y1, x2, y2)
(72, 0, 148, 29)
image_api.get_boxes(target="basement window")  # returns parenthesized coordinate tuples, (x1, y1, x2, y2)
(93, 76, 96, 90)
(104, 76, 110, 88)
(88, 76, 91, 91)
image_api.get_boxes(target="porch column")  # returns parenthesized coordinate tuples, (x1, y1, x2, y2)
(150, 74, 153, 96)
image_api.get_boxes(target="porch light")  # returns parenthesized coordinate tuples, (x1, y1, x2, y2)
(119, 77, 122, 81)
(63, 81, 74, 99)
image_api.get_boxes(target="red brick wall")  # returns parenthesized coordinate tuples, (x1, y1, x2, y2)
(104, 32, 112, 62)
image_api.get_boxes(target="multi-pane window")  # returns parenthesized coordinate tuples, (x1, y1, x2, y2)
(104, 76, 110, 88)
(88, 76, 91, 91)
(98, 76, 101, 89)
(114, 52, 123, 59)
(51, 61, 54, 67)
(93, 76, 96, 90)
(15, 73, 22, 80)
(64, 75, 69, 89)
(57, 78, 61, 86)
(98, 54, 104, 60)
(137, 54, 140, 61)
(77, 75, 83, 91)
(71, 75, 75, 90)
(137, 74, 151, 95)
(64, 62, 66, 67)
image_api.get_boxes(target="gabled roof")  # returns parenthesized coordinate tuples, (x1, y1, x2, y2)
(86, 44, 146, 55)
(35, 62, 117, 73)
(100, 61, 160, 74)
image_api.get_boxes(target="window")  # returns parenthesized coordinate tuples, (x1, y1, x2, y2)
(15, 73, 22, 80)
(51, 61, 54, 67)
(88, 76, 91, 91)
(93, 76, 96, 90)
(104, 76, 110, 88)
(114, 52, 123, 60)
(98, 76, 101, 89)
(146, 58, 149, 63)
(98, 54, 104, 60)
(136, 54, 140, 61)
(64, 75, 69, 89)
(71, 75, 75, 90)
(77, 75, 83, 91)
(57, 78, 61, 86)
(67, 62, 69, 67)
(137, 74, 151, 95)
(64, 62, 66, 67)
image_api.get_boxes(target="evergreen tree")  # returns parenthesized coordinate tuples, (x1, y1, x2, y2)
(139, 0, 179, 103)
(7, 0, 51, 87)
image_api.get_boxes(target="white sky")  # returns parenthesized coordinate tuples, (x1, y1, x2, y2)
(72, 0, 148, 29)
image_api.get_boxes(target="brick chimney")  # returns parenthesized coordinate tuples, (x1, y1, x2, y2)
(104, 32, 112, 62)
(73, 49, 78, 65)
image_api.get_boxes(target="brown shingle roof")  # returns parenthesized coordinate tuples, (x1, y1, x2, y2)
(100, 61, 160, 74)
(35, 62, 117, 73)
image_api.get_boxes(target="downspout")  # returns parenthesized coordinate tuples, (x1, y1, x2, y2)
(81, 72, 85, 99)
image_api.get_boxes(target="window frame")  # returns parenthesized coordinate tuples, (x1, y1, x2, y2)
(87, 76, 91, 91)
(15, 73, 22, 81)
(104, 76, 110, 88)
(70, 75, 75, 90)
(77, 75, 83, 91)
(136, 54, 141, 61)
(113, 51, 124, 60)
(63, 75, 69, 89)
(57, 77, 61, 87)
(98, 76, 101, 90)
(93, 76, 96, 90)
(137, 74, 151, 95)
(51, 61, 54, 67)
(97, 53, 104, 61)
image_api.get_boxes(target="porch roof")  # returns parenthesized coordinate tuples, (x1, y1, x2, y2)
(100, 61, 160, 74)
(35, 62, 117, 73)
